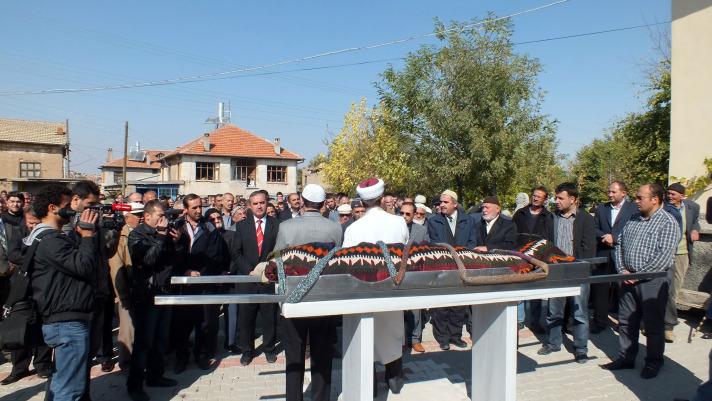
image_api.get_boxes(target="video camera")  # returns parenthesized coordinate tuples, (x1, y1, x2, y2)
(59, 203, 137, 230)
(164, 208, 186, 230)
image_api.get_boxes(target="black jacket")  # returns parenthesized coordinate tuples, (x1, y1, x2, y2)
(476, 216, 519, 251)
(31, 228, 99, 323)
(593, 200, 638, 258)
(127, 224, 183, 303)
(231, 215, 278, 295)
(552, 208, 597, 259)
(177, 219, 228, 276)
(512, 206, 554, 243)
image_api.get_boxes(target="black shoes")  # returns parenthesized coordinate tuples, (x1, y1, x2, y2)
(574, 353, 588, 364)
(240, 351, 254, 366)
(600, 358, 635, 371)
(265, 352, 278, 363)
(101, 361, 115, 373)
(226, 345, 241, 355)
(387, 376, 404, 394)
(146, 376, 178, 387)
(450, 338, 468, 348)
(196, 357, 213, 370)
(1, 370, 31, 385)
(536, 345, 561, 355)
(640, 364, 661, 379)
(36, 370, 51, 379)
(438, 342, 450, 351)
(127, 387, 151, 401)
(385, 358, 404, 394)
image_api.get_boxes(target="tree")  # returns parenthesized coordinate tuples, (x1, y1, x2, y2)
(378, 16, 560, 202)
(322, 99, 412, 194)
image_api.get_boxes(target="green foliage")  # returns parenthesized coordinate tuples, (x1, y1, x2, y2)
(377, 16, 562, 202)
(322, 99, 413, 194)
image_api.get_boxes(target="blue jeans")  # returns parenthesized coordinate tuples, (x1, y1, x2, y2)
(545, 284, 589, 354)
(42, 320, 90, 401)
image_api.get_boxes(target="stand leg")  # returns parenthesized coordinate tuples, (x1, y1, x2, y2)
(342, 313, 374, 401)
(471, 302, 518, 401)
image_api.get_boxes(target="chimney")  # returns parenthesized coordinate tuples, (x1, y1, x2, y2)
(106, 148, 113, 162)
(273, 137, 281, 155)
(202, 133, 211, 152)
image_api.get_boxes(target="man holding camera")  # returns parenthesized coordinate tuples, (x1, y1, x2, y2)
(126, 199, 182, 401)
(30, 184, 100, 401)
(172, 194, 228, 373)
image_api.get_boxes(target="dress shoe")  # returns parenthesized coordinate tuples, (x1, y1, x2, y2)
(600, 359, 635, 371)
(174, 359, 188, 374)
(438, 342, 450, 351)
(240, 351, 254, 366)
(37, 370, 51, 379)
(517, 322, 525, 331)
(411, 342, 425, 353)
(101, 361, 115, 373)
(574, 352, 588, 364)
(1, 370, 31, 385)
(146, 376, 178, 387)
(640, 364, 661, 379)
(196, 357, 213, 370)
(536, 345, 561, 355)
(227, 345, 241, 355)
(450, 338, 468, 348)
(387, 376, 404, 394)
(265, 352, 278, 363)
(127, 387, 151, 401)
(665, 330, 675, 343)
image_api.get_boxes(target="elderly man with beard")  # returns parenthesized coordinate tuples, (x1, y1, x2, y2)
(473, 196, 518, 253)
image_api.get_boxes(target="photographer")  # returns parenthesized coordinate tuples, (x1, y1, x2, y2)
(126, 200, 181, 401)
(172, 194, 228, 373)
(30, 184, 99, 401)
(66, 180, 119, 399)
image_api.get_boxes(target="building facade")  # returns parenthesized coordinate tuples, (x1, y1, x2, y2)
(0, 118, 72, 192)
(160, 125, 302, 197)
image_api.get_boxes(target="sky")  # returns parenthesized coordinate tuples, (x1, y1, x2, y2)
(0, 0, 671, 174)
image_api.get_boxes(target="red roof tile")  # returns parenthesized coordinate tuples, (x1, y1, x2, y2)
(165, 125, 302, 160)
(102, 150, 166, 169)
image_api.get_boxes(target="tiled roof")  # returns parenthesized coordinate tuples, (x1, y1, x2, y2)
(165, 124, 302, 161)
(102, 150, 166, 169)
(0, 118, 67, 146)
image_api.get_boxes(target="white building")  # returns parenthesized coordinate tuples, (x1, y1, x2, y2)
(100, 146, 170, 197)
(160, 124, 302, 197)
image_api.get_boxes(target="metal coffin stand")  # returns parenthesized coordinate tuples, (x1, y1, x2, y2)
(155, 260, 663, 401)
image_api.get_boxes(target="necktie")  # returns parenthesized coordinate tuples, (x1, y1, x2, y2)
(256, 219, 264, 256)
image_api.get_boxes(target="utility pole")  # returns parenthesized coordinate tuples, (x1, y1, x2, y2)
(122, 121, 128, 195)
(64, 119, 70, 178)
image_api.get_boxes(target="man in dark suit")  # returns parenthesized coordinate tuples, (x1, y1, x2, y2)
(473, 196, 518, 252)
(427, 190, 480, 350)
(172, 194, 229, 373)
(591, 181, 638, 333)
(279, 192, 302, 222)
(232, 190, 280, 365)
(663, 182, 701, 342)
(538, 183, 596, 363)
(400, 202, 430, 353)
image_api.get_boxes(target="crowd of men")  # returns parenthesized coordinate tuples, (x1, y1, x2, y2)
(0, 176, 709, 401)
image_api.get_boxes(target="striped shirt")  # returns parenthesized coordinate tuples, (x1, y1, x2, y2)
(554, 212, 575, 256)
(614, 207, 680, 273)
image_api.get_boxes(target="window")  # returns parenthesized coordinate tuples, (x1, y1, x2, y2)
(114, 172, 124, 185)
(196, 162, 218, 181)
(267, 165, 287, 183)
(19, 162, 41, 178)
(231, 158, 256, 182)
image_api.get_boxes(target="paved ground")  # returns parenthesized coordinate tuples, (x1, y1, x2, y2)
(0, 310, 709, 401)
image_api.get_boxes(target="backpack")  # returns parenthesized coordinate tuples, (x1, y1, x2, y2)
(0, 229, 50, 350)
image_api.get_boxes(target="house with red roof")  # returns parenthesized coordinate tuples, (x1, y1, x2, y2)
(159, 124, 302, 197)
(100, 146, 170, 196)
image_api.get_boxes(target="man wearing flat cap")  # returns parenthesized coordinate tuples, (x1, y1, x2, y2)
(427, 189, 481, 351)
(663, 182, 701, 342)
(274, 184, 342, 401)
(343, 178, 409, 395)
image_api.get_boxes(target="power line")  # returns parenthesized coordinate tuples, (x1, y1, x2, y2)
(0, 0, 571, 96)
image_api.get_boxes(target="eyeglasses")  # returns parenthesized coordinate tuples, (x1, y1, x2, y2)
(415, 212, 425, 217)
(400, 212, 413, 216)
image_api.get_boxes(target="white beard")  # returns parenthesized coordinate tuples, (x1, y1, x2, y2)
(413, 218, 425, 225)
